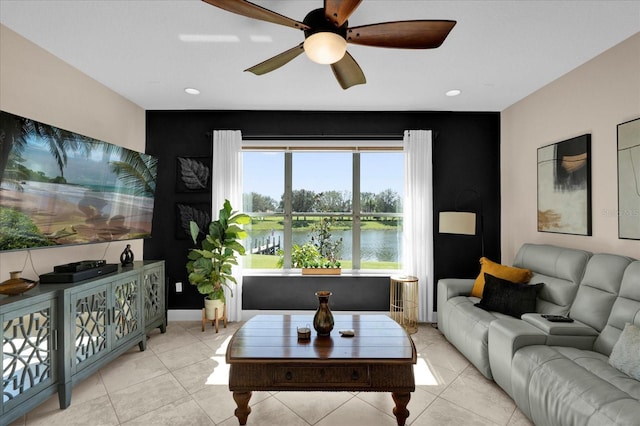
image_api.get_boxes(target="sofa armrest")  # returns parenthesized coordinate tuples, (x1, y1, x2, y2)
(520, 313, 598, 349)
(521, 313, 599, 336)
(437, 279, 475, 336)
(488, 318, 547, 398)
(437, 278, 474, 300)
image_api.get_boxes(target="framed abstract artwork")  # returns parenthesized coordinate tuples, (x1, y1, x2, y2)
(537, 134, 592, 236)
(617, 118, 640, 240)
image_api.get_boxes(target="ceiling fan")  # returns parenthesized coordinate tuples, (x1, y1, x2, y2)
(202, 0, 456, 89)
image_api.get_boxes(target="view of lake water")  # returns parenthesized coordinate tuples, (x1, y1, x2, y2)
(247, 228, 402, 262)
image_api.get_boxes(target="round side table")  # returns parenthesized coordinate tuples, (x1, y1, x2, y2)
(389, 275, 419, 334)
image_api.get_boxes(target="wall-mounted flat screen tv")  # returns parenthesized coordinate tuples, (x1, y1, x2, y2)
(0, 110, 158, 252)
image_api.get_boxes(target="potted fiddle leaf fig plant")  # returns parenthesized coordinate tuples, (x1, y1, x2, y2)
(186, 199, 249, 320)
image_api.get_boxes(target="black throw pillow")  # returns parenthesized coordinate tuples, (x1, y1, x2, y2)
(474, 273, 543, 318)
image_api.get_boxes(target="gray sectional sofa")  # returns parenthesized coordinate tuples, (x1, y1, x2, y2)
(437, 243, 640, 426)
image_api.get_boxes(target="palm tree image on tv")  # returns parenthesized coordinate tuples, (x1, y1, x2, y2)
(0, 111, 158, 251)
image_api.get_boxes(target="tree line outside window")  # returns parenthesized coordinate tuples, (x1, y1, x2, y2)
(244, 188, 401, 216)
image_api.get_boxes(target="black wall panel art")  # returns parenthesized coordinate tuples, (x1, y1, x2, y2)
(175, 203, 211, 240)
(176, 157, 211, 193)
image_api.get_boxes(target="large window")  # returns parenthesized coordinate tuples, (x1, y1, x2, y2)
(243, 146, 403, 272)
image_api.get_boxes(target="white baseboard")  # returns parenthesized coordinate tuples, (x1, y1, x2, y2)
(167, 309, 203, 321)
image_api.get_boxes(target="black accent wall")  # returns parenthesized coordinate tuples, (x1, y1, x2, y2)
(144, 110, 500, 311)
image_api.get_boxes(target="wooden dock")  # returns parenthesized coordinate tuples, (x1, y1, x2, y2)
(251, 236, 280, 255)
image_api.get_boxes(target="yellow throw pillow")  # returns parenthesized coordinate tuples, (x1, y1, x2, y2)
(471, 257, 533, 298)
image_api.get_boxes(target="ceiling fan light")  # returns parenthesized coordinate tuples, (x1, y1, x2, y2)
(304, 32, 347, 64)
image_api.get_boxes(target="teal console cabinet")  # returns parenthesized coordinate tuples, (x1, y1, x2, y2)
(0, 260, 165, 426)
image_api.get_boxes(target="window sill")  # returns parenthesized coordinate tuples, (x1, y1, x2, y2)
(243, 269, 396, 277)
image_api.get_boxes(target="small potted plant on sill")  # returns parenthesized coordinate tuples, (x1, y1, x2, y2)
(186, 199, 249, 321)
(301, 259, 342, 275)
(277, 217, 343, 275)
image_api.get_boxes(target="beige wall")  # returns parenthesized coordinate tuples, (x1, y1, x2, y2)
(0, 25, 146, 282)
(501, 32, 640, 263)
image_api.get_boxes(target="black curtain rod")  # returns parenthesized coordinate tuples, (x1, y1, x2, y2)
(206, 132, 439, 140)
(204, 133, 401, 141)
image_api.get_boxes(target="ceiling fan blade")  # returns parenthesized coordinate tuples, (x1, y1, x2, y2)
(324, 0, 363, 27)
(347, 20, 456, 49)
(331, 52, 366, 90)
(244, 44, 305, 75)
(202, 0, 309, 30)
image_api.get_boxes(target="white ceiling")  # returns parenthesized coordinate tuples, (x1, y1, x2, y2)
(1, 0, 639, 112)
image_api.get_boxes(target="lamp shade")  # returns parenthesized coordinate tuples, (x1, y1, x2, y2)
(439, 211, 476, 235)
(303, 32, 347, 64)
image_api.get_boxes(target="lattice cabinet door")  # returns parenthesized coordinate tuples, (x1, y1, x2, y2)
(111, 277, 140, 349)
(72, 285, 108, 372)
(143, 263, 166, 334)
(2, 299, 57, 416)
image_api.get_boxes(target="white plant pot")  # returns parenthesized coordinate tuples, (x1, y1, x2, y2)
(204, 297, 224, 320)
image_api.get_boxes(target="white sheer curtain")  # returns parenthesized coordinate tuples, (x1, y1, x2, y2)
(212, 130, 243, 321)
(403, 130, 435, 322)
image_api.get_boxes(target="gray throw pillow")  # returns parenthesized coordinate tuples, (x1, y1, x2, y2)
(609, 323, 640, 381)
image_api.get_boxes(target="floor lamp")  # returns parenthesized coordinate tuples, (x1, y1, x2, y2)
(439, 211, 476, 235)
(439, 210, 484, 257)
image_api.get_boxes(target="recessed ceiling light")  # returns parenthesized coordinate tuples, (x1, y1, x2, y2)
(446, 89, 461, 97)
(185, 88, 200, 95)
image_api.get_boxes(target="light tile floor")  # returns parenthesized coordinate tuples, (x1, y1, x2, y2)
(9, 319, 534, 426)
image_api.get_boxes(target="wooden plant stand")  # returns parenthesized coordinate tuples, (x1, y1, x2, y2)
(201, 303, 227, 333)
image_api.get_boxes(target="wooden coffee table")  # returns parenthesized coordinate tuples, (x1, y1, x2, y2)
(226, 314, 417, 426)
